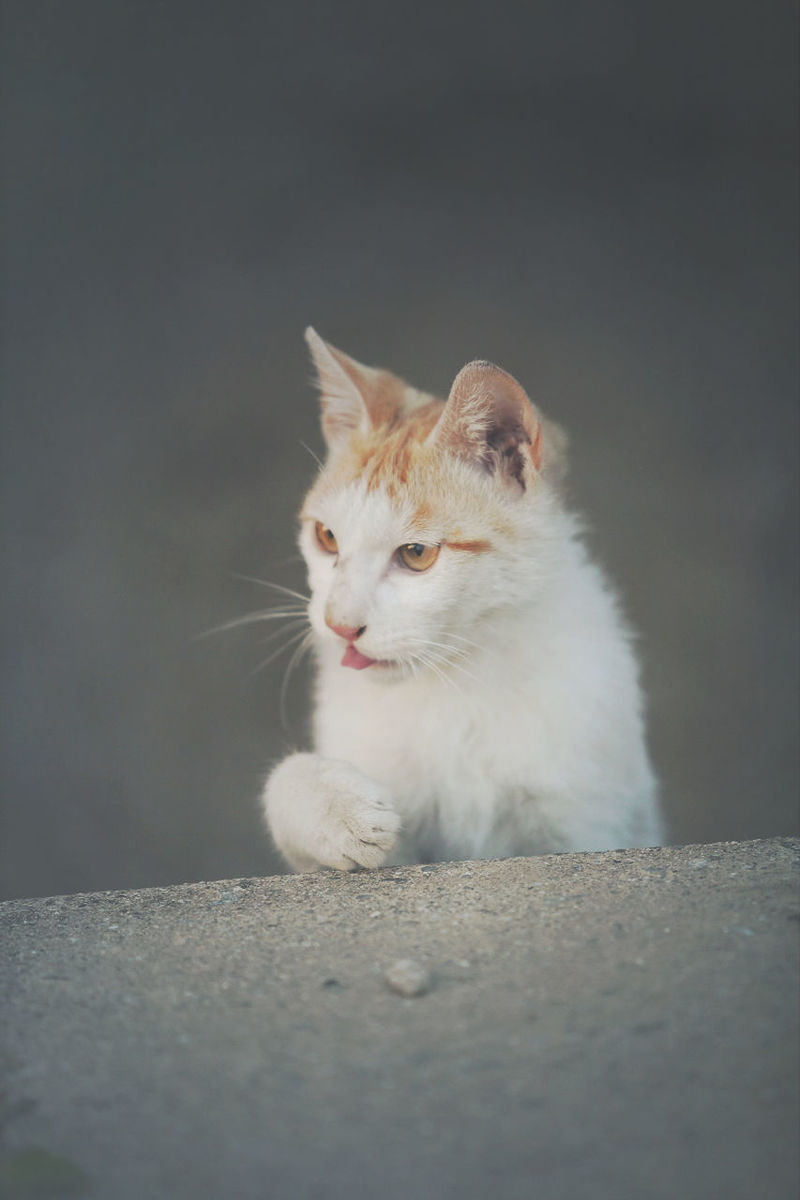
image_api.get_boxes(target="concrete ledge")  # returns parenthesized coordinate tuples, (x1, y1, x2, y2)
(1, 838, 798, 1200)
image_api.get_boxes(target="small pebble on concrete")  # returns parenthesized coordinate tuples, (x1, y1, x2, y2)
(384, 959, 432, 997)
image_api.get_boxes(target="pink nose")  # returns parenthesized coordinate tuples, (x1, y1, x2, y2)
(325, 617, 366, 642)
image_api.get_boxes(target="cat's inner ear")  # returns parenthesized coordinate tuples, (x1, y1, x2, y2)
(429, 360, 542, 489)
(305, 327, 403, 450)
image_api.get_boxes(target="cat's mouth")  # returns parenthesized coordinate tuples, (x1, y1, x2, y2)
(340, 644, 396, 671)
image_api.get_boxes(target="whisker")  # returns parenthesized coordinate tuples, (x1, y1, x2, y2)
(197, 607, 308, 639)
(299, 440, 324, 470)
(228, 573, 311, 604)
(280, 629, 315, 727)
(440, 631, 481, 650)
(410, 649, 465, 697)
(404, 637, 479, 683)
(265, 553, 305, 569)
(250, 626, 311, 678)
(406, 636, 471, 661)
(257, 618, 309, 651)
(439, 657, 479, 685)
(424, 655, 463, 696)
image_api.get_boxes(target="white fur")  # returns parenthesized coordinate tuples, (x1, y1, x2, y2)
(263, 346, 663, 871)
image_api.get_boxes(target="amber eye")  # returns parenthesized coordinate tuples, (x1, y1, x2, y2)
(398, 543, 440, 572)
(314, 522, 338, 555)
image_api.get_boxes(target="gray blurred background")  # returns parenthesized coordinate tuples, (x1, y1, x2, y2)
(1, 1, 797, 901)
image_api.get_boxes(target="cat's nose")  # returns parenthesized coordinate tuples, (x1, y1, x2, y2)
(325, 616, 366, 642)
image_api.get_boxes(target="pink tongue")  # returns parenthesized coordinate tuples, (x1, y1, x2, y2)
(341, 644, 376, 670)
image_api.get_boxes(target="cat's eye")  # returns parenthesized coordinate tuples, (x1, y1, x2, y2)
(314, 522, 338, 555)
(398, 543, 440, 572)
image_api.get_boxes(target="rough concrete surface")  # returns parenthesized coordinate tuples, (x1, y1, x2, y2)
(1, 839, 798, 1200)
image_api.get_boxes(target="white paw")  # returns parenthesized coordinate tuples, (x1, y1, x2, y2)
(310, 761, 400, 870)
(264, 753, 401, 872)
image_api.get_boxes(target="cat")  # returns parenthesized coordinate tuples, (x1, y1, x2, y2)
(262, 327, 663, 871)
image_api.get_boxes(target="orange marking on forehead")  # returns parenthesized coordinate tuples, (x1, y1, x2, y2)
(365, 436, 413, 491)
(446, 539, 492, 554)
(358, 401, 443, 494)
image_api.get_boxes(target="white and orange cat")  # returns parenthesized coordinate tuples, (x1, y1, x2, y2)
(262, 327, 663, 871)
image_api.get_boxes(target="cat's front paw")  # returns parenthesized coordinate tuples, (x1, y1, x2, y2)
(310, 760, 400, 870)
(264, 753, 401, 872)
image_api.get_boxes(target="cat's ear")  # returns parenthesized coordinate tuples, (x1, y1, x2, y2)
(304, 327, 402, 450)
(429, 360, 543, 490)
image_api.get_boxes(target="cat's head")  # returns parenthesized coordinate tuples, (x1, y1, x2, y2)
(298, 328, 569, 680)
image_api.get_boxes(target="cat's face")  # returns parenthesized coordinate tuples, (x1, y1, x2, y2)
(297, 328, 565, 680)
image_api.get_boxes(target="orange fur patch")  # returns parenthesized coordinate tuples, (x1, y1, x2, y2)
(358, 401, 443, 494)
(411, 501, 432, 529)
(446, 539, 492, 554)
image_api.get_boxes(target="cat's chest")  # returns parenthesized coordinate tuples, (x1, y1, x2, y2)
(314, 668, 523, 803)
